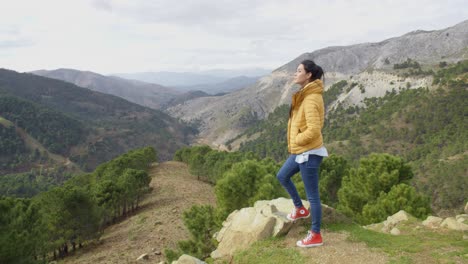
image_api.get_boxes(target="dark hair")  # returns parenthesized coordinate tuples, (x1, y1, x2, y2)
(301, 60, 324, 82)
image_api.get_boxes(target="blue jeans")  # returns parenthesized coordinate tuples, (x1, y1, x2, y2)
(276, 154, 323, 233)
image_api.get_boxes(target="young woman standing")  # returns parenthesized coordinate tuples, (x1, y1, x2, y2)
(276, 60, 328, 247)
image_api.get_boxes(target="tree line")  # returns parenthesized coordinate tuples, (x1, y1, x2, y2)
(0, 146, 156, 264)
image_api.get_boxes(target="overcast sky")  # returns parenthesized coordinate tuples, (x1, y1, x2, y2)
(1, 0, 467, 74)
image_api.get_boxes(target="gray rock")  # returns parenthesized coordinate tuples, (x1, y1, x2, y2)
(390, 227, 401, 235)
(382, 210, 412, 232)
(171, 254, 206, 264)
(422, 216, 443, 228)
(440, 217, 468, 231)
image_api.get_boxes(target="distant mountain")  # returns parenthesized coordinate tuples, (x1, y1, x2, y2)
(168, 20, 468, 148)
(165, 90, 211, 107)
(31, 68, 180, 110)
(198, 68, 272, 78)
(113, 68, 271, 88)
(0, 69, 196, 173)
(114, 71, 226, 87)
(175, 76, 262, 94)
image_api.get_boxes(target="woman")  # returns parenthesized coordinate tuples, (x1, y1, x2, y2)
(276, 60, 328, 247)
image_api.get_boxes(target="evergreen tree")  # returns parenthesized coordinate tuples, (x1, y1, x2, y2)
(337, 153, 424, 223)
(362, 183, 431, 224)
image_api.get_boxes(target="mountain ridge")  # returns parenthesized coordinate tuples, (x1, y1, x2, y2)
(31, 68, 180, 110)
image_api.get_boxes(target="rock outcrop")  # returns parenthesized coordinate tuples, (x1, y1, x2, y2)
(210, 197, 350, 260)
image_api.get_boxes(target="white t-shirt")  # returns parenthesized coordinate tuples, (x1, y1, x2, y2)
(295, 146, 329, 164)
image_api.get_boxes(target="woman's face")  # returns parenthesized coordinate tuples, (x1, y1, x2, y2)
(294, 64, 312, 87)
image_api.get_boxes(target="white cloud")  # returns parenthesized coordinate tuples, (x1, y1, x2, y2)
(0, 0, 466, 74)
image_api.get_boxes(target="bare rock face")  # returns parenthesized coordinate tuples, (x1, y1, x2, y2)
(278, 20, 468, 74)
(210, 198, 349, 260)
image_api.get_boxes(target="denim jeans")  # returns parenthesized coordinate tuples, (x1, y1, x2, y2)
(276, 154, 323, 233)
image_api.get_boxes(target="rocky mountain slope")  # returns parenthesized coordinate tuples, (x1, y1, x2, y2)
(168, 20, 468, 148)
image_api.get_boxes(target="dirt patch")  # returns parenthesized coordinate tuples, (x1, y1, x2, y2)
(283, 225, 388, 264)
(59, 161, 216, 264)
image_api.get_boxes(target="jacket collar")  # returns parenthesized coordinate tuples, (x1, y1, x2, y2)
(291, 79, 323, 109)
(299, 79, 324, 96)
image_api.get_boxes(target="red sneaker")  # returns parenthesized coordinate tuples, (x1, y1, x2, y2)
(287, 206, 310, 221)
(296, 230, 323, 247)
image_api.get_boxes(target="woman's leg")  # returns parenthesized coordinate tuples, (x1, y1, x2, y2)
(299, 155, 323, 233)
(276, 155, 303, 207)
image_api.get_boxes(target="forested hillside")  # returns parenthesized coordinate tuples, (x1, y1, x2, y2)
(228, 61, 468, 214)
(0, 69, 196, 197)
(0, 147, 156, 264)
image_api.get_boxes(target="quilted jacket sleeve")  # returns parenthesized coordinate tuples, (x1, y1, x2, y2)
(295, 95, 322, 146)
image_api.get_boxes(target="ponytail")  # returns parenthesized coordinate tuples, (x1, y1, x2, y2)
(301, 60, 325, 83)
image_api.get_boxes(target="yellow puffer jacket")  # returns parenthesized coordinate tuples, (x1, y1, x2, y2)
(287, 79, 325, 154)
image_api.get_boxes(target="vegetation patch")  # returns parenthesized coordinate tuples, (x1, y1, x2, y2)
(232, 238, 305, 264)
(324, 223, 468, 263)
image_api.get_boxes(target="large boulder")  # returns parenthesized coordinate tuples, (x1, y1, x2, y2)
(210, 198, 349, 260)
